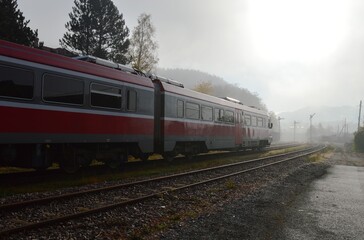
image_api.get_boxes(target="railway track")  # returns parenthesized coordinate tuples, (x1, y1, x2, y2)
(0, 143, 300, 184)
(0, 144, 325, 237)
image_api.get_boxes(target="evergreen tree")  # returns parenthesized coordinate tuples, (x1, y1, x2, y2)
(0, 0, 38, 46)
(60, 0, 130, 64)
(129, 13, 158, 73)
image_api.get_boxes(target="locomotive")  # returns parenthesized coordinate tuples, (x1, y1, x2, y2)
(0, 40, 273, 173)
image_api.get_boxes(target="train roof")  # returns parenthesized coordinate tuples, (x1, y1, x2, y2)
(0, 40, 154, 88)
(155, 79, 268, 116)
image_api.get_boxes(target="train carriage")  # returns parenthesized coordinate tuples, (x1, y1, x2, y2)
(152, 76, 273, 159)
(0, 40, 273, 173)
(0, 40, 155, 172)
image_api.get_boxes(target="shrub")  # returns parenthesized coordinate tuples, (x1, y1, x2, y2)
(354, 128, 364, 152)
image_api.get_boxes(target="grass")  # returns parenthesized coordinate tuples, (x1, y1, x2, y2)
(224, 179, 237, 190)
(261, 144, 308, 157)
(307, 154, 322, 162)
(0, 166, 34, 174)
(306, 145, 334, 163)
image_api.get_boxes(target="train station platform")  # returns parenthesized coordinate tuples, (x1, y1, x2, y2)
(283, 165, 364, 240)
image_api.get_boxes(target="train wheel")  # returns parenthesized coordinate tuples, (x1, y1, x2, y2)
(59, 146, 81, 174)
(60, 155, 80, 174)
(107, 158, 121, 169)
(106, 153, 127, 169)
(35, 166, 48, 172)
(162, 153, 174, 162)
(79, 155, 92, 168)
(139, 153, 149, 161)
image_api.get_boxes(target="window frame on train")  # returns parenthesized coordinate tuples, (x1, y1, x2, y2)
(126, 89, 137, 111)
(251, 115, 257, 127)
(244, 114, 251, 126)
(185, 101, 200, 120)
(201, 105, 213, 121)
(257, 117, 263, 127)
(214, 108, 224, 122)
(90, 83, 122, 110)
(42, 73, 84, 105)
(224, 110, 234, 124)
(177, 99, 184, 118)
(0, 64, 34, 100)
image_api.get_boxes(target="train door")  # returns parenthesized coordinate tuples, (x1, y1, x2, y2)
(235, 109, 242, 146)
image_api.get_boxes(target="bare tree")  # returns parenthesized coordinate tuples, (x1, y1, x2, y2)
(129, 13, 158, 73)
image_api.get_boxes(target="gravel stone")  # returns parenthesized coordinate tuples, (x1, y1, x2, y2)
(1, 147, 332, 239)
(159, 160, 329, 240)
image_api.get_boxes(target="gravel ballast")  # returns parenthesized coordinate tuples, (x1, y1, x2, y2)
(2, 148, 338, 239)
(160, 148, 364, 240)
(159, 160, 329, 240)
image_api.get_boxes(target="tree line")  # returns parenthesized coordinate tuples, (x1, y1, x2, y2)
(0, 0, 158, 73)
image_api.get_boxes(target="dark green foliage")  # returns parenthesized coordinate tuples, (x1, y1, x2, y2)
(354, 127, 364, 152)
(60, 0, 130, 64)
(0, 0, 38, 46)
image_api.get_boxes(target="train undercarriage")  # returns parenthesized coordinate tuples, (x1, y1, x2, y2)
(0, 139, 270, 173)
(0, 142, 146, 173)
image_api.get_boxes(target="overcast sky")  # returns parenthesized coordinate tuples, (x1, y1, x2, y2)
(17, 0, 364, 113)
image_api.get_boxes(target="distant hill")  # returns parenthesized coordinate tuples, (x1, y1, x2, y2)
(156, 68, 266, 110)
(157, 68, 226, 88)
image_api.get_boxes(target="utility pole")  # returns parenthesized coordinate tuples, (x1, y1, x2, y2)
(293, 121, 299, 142)
(358, 100, 362, 132)
(309, 113, 316, 143)
(278, 116, 284, 142)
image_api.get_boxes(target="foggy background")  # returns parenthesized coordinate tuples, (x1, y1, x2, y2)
(17, 0, 364, 140)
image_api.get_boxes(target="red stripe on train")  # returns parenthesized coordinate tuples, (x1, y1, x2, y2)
(163, 120, 235, 136)
(0, 106, 153, 135)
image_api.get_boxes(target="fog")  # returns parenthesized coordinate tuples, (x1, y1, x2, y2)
(18, 0, 364, 114)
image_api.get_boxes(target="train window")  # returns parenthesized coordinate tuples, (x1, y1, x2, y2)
(215, 108, 224, 122)
(91, 83, 121, 109)
(43, 74, 84, 105)
(0, 65, 34, 100)
(244, 114, 251, 126)
(177, 100, 184, 118)
(201, 106, 213, 121)
(127, 89, 137, 111)
(257, 117, 263, 127)
(252, 116, 257, 127)
(186, 102, 200, 119)
(224, 110, 234, 123)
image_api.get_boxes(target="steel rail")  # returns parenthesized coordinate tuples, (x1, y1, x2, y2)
(0, 143, 300, 187)
(0, 144, 308, 211)
(0, 145, 325, 236)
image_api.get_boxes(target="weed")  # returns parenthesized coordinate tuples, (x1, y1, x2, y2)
(225, 179, 237, 189)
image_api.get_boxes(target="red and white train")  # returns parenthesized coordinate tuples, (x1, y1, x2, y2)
(0, 40, 273, 172)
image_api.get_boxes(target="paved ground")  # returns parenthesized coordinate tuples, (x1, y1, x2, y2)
(281, 165, 364, 240)
(161, 147, 364, 240)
